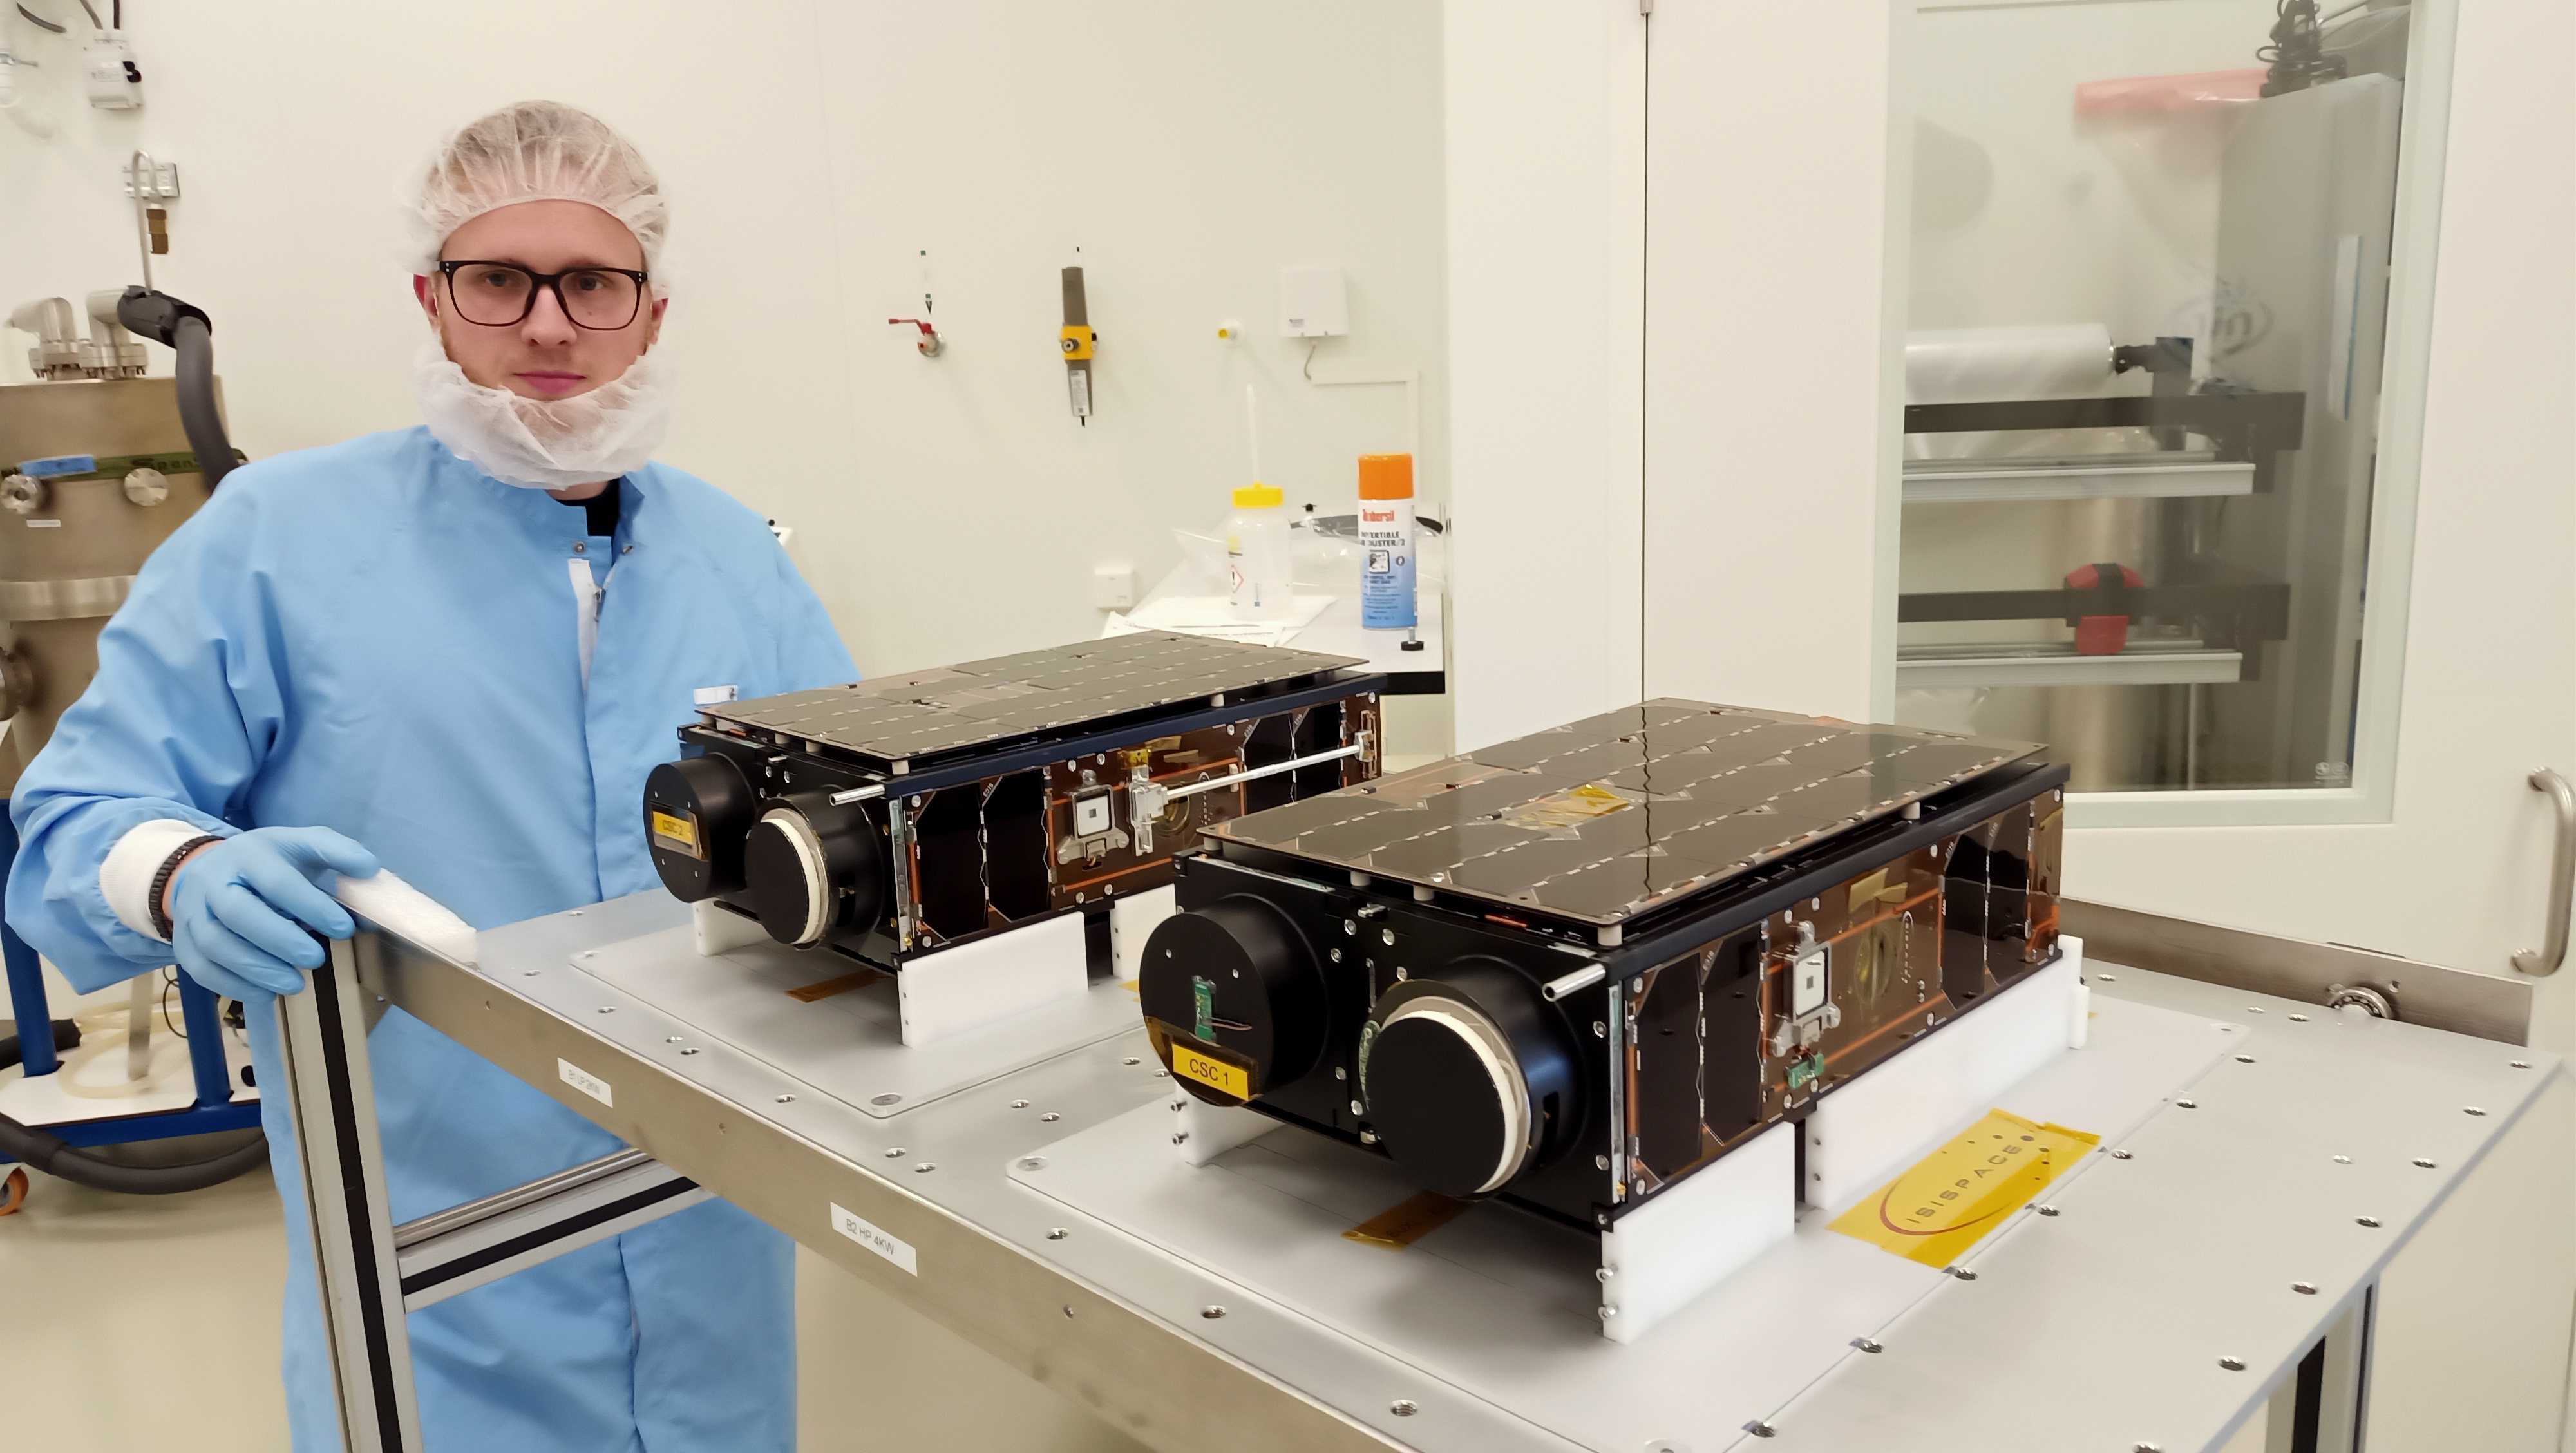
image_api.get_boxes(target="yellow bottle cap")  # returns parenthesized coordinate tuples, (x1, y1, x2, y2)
(1233, 484, 1284, 509)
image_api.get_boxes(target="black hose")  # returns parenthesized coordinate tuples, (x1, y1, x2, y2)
(0, 1017, 84, 1069)
(0, 1014, 270, 1194)
(170, 316, 236, 489)
(115, 288, 240, 490)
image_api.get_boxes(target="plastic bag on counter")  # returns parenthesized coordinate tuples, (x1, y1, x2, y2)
(1112, 509, 1446, 647)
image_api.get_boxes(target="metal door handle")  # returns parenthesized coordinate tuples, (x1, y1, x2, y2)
(2512, 768, 2574, 977)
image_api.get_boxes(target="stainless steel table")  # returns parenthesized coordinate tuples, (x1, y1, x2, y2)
(283, 893, 2561, 1453)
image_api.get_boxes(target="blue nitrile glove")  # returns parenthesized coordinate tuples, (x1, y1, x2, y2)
(167, 827, 383, 1002)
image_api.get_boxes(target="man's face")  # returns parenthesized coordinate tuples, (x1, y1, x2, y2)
(413, 199, 665, 401)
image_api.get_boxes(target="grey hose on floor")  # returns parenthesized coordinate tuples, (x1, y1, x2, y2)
(0, 1016, 269, 1194)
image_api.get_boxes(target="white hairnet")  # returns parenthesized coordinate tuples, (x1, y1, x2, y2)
(409, 100, 668, 277)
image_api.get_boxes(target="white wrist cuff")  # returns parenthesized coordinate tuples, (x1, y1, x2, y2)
(102, 819, 221, 943)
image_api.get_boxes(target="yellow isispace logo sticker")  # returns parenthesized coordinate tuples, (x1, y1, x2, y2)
(1828, 1107, 2099, 1267)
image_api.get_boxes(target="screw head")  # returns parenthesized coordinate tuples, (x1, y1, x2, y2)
(1947, 1266, 1978, 1282)
(1350, 1098, 1366, 1116)
(1334, 1066, 1349, 1080)
(1852, 1337, 1883, 1353)
(1596, 1154, 1612, 1170)
(1046, 1228, 1069, 1241)
(1011, 1099, 1030, 1110)
(2235, 1054, 2256, 1064)
(1596, 1267, 1616, 1283)
(1122, 1056, 1141, 1067)
(2036, 1204, 2060, 1217)
(1019, 1156, 1046, 1170)
(884, 1148, 906, 1159)
(1389, 1400, 1418, 1418)
(2293, 1282, 2318, 1295)
(2463, 1106, 2488, 1117)
(913, 1162, 936, 1173)
(775, 1093, 796, 1104)
(2289, 1013, 2310, 1022)
(2356, 1215, 2382, 1228)
(1201, 1305, 1227, 1320)
(1593, 1020, 1608, 1038)
(2111, 1149, 2134, 1161)
(2219, 1356, 2246, 1372)
(1330, 947, 1343, 964)
(871, 1093, 903, 1106)
(2174, 1098, 2197, 1110)
(1040, 1112, 1061, 1123)
(679, 1047, 700, 1056)
(2412, 1157, 2437, 1169)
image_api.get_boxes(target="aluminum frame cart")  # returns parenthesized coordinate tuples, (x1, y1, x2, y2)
(283, 892, 2564, 1453)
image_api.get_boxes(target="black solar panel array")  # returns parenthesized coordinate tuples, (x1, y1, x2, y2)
(701, 632, 1365, 770)
(1208, 698, 2041, 926)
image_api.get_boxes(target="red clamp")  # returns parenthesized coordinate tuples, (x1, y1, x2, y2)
(2063, 562, 2143, 656)
(887, 318, 943, 357)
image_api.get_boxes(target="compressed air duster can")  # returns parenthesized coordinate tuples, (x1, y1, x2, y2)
(1357, 453, 1416, 631)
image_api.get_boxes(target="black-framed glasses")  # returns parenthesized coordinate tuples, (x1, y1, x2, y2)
(437, 260, 650, 330)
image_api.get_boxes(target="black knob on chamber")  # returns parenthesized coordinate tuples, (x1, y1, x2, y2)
(743, 791, 886, 948)
(1361, 958, 1581, 1199)
(1139, 896, 1327, 1105)
(644, 755, 758, 902)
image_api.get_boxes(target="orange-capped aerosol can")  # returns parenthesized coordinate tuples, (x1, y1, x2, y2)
(1357, 453, 1416, 631)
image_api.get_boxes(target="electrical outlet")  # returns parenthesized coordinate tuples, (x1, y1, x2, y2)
(84, 32, 143, 110)
(1092, 563, 1137, 609)
(1277, 265, 1349, 339)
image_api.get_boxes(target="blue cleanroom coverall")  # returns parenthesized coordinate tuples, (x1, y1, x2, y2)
(8, 426, 857, 1450)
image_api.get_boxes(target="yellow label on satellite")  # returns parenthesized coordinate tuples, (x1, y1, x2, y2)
(1168, 1043, 1251, 1101)
(1504, 783, 1637, 831)
(1828, 1108, 2099, 1268)
(649, 810, 701, 855)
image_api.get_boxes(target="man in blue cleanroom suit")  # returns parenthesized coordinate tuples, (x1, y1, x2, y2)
(7, 101, 851, 1450)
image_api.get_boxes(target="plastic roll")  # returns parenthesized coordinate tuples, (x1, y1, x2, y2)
(1904, 323, 2114, 405)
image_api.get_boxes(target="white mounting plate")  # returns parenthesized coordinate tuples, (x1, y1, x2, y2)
(0, 1014, 255, 1126)
(564, 896, 1138, 1119)
(1012, 991, 2230, 1449)
(472, 898, 2563, 1453)
(897, 913, 1088, 1047)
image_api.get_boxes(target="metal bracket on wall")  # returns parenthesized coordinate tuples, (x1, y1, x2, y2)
(2060, 898, 2537, 1045)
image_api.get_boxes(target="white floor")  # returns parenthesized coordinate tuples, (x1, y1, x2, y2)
(0, 1161, 1143, 1451)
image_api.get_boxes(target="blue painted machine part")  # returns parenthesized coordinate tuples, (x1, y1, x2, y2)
(1, 796, 260, 1165)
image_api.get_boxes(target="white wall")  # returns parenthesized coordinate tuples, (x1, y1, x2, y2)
(0, 1, 1447, 687)
(1639, 0, 1908, 723)
(1441, 0, 1643, 752)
